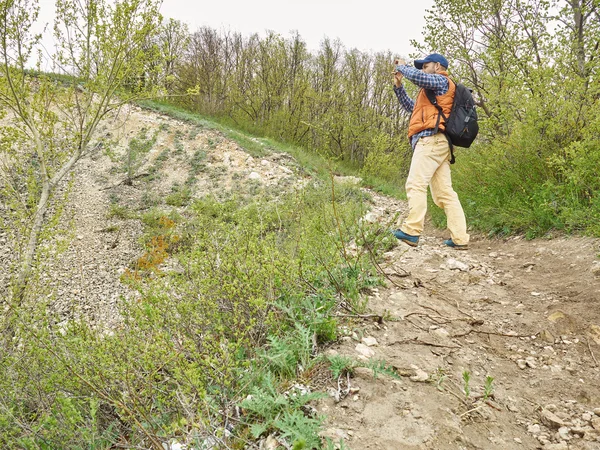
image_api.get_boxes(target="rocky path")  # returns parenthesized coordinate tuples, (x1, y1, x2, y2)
(320, 197, 600, 449)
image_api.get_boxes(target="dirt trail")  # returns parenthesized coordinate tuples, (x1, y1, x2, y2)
(320, 192, 600, 450)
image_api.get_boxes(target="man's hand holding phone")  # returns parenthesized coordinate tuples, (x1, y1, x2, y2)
(393, 58, 406, 87)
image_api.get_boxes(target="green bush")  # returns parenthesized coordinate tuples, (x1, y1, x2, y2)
(0, 182, 385, 449)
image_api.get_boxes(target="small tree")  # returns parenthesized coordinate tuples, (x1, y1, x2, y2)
(0, 0, 163, 302)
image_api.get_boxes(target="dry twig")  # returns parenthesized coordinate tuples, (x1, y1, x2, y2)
(587, 339, 599, 367)
(390, 337, 461, 349)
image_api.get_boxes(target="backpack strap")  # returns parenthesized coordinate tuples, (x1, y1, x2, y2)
(424, 89, 455, 165)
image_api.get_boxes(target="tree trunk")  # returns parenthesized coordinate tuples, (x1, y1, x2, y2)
(13, 179, 51, 303)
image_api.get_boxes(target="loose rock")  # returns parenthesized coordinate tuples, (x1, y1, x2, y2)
(355, 343, 375, 359)
(361, 336, 378, 347)
(540, 409, 566, 429)
(446, 258, 470, 272)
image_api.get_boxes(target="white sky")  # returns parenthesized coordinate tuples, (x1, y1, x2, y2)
(158, 0, 436, 57)
(36, 0, 436, 65)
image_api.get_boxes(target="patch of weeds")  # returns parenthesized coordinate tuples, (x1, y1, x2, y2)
(189, 149, 207, 175)
(139, 191, 162, 209)
(107, 203, 133, 220)
(123, 211, 181, 280)
(173, 140, 185, 156)
(165, 184, 192, 207)
(247, 180, 262, 196)
(140, 208, 181, 231)
(188, 126, 203, 140)
(172, 130, 185, 156)
(435, 369, 497, 417)
(158, 122, 170, 132)
(260, 323, 313, 378)
(122, 127, 158, 185)
(240, 374, 324, 448)
(462, 370, 471, 399)
(326, 355, 356, 379)
(364, 359, 402, 380)
(483, 376, 494, 400)
(155, 148, 169, 163)
(207, 165, 226, 181)
(328, 263, 381, 314)
(99, 225, 120, 233)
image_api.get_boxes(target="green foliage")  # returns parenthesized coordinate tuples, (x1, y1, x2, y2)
(462, 370, 471, 399)
(365, 359, 403, 381)
(360, 133, 410, 184)
(241, 374, 324, 447)
(0, 0, 164, 301)
(165, 184, 192, 207)
(414, 0, 600, 237)
(483, 376, 494, 400)
(123, 127, 158, 184)
(262, 324, 314, 378)
(326, 355, 356, 379)
(0, 181, 380, 448)
(107, 203, 135, 220)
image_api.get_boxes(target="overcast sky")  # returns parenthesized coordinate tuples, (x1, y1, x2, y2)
(159, 0, 436, 56)
(36, 0, 436, 67)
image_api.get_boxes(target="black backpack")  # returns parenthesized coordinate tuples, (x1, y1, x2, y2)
(425, 81, 479, 164)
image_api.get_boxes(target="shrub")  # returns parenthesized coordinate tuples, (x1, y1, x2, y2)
(1, 181, 385, 449)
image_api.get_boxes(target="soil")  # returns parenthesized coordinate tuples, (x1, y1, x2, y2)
(319, 199, 600, 450)
(2, 105, 600, 449)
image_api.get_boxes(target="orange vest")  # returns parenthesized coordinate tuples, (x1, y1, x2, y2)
(407, 72, 455, 139)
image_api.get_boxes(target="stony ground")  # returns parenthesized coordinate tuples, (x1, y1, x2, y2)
(2, 105, 600, 449)
(320, 204, 600, 450)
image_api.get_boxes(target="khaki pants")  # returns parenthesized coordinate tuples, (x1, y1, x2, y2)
(400, 133, 469, 245)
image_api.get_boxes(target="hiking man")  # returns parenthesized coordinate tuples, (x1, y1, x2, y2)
(392, 53, 469, 250)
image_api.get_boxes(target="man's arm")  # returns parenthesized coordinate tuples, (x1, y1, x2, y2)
(396, 65, 449, 94)
(394, 84, 414, 113)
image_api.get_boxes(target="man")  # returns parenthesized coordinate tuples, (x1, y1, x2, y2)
(392, 53, 469, 250)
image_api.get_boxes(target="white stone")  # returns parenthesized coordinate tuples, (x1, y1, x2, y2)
(409, 365, 429, 382)
(525, 356, 538, 369)
(355, 343, 375, 359)
(248, 172, 261, 180)
(446, 258, 470, 271)
(361, 336, 378, 347)
(557, 427, 570, 440)
(431, 327, 450, 339)
(362, 212, 378, 223)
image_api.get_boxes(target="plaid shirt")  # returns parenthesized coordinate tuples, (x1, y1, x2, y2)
(393, 65, 449, 148)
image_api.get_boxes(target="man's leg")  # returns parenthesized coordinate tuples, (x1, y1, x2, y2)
(429, 143, 469, 245)
(400, 135, 447, 237)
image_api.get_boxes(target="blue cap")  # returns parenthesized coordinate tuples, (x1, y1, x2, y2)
(414, 53, 449, 70)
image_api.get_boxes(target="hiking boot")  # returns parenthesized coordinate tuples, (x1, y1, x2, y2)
(392, 229, 419, 247)
(444, 239, 468, 250)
